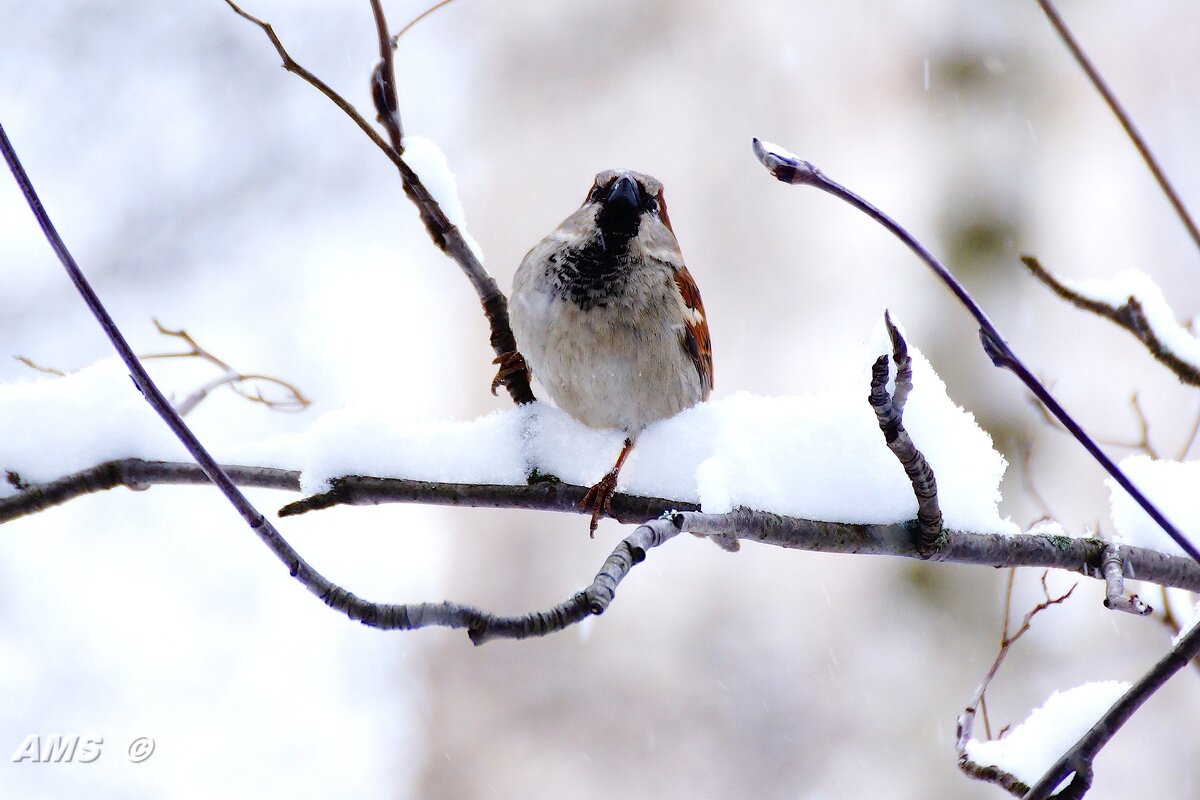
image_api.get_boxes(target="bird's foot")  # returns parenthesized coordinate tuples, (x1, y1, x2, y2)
(490, 351, 529, 396)
(580, 469, 620, 538)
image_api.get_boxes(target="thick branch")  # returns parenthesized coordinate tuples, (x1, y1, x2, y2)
(0, 460, 298, 523)
(751, 138, 1199, 563)
(276, 473, 696, 524)
(12, 458, 1198, 591)
(1022, 255, 1200, 386)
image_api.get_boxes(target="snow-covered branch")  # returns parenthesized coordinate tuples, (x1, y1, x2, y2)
(751, 137, 1200, 565)
(6, 457, 1200, 597)
(1022, 256, 1200, 387)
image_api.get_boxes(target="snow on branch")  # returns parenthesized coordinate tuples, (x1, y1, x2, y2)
(1108, 455, 1200, 560)
(751, 137, 1200, 564)
(223, 0, 533, 405)
(0, 319, 1010, 538)
(1022, 256, 1200, 386)
(956, 572, 1081, 796)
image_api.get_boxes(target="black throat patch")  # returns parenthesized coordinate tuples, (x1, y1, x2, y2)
(548, 240, 633, 310)
(550, 211, 642, 310)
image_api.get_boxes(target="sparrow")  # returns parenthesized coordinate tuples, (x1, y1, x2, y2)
(495, 169, 713, 535)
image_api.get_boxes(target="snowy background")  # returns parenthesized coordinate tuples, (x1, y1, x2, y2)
(2, 1, 1199, 797)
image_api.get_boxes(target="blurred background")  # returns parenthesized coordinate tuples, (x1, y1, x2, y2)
(2, 0, 1199, 797)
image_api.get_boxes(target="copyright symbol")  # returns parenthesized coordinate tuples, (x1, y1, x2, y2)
(127, 737, 155, 763)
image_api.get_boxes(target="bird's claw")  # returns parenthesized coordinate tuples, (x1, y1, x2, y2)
(490, 351, 529, 396)
(580, 470, 619, 537)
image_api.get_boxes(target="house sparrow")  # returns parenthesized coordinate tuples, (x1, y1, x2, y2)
(495, 169, 713, 535)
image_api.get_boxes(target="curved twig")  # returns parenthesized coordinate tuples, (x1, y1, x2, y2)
(956, 574, 1077, 797)
(750, 138, 1199, 564)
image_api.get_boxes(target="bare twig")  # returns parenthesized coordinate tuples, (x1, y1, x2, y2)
(143, 320, 310, 415)
(13, 355, 65, 376)
(869, 312, 942, 554)
(1034, 0, 1200, 256)
(1127, 394, 1156, 458)
(1176, 401, 1200, 461)
(956, 573, 1077, 797)
(1022, 255, 1200, 387)
(1101, 544, 1152, 616)
(224, 0, 534, 405)
(1017, 441, 1054, 524)
(751, 138, 1199, 564)
(1030, 392, 1160, 459)
(390, 0, 459, 49)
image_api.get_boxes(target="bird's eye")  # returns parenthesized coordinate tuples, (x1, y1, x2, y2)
(645, 195, 659, 213)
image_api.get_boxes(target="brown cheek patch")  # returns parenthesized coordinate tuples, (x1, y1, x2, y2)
(673, 266, 714, 397)
(656, 190, 675, 233)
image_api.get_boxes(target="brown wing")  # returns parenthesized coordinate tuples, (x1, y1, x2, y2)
(673, 265, 714, 399)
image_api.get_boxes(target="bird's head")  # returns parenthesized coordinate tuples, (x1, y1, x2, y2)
(582, 169, 675, 251)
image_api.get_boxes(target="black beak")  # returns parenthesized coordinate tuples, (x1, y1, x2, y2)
(605, 175, 640, 210)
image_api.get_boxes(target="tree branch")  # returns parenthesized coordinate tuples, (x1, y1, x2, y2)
(1034, 0, 1200, 257)
(223, 0, 534, 405)
(1022, 255, 1200, 387)
(1101, 543, 1151, 616)
(1023, 608, 1200, 799)
(956, 573, 1077, 797)
(750, 138, 1200, 564)
(10, 458, 1199, 593)
(870, 312, 943, 554)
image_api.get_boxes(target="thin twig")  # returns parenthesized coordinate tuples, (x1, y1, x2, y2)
(1017, 440, 1054, 523)
(13, 355, 65, 376)
(1034, 0, 1200, 256)
(222, 0, 395, 162)
(390, 0, 459, 49)
(143, 319, 310, 414)
(1022, 255, 1200, 387)
(751, 139, 1199, 564)
(1176, 400, 1200, 461)
(224, 0, 534, 405)
(956, 573, 1077, 797)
